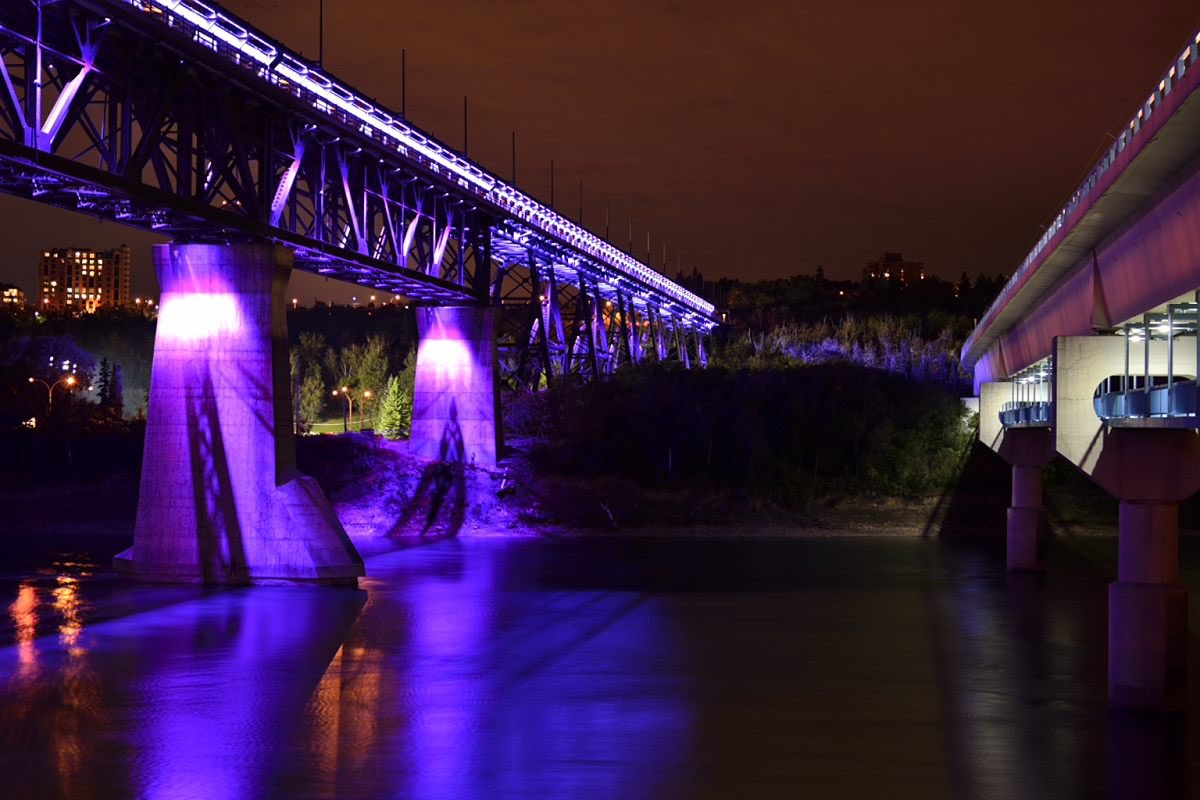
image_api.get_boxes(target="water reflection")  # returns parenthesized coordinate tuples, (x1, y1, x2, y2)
(929, 547, 1106, 799)
(52, 575, 86, 653)
(0, 565, 364, 800)
(3, 537, 1200, 798)
(9, 581, 38, 679)
(281, 545, 693, 798)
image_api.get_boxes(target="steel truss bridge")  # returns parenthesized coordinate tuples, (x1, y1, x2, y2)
(0, 0, 717, 384)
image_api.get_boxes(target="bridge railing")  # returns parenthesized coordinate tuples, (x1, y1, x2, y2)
(999, 401, 1051, 427)
(1093, 302, 1200, 425)
(963, 27, 1200, 362)
(117, 0, 715, 321)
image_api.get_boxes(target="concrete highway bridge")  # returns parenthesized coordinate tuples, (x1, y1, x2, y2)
(964, 24, 1200, 711)
(0, 1, 717, 585)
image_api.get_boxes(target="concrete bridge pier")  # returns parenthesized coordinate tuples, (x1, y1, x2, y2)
(980, 382, 1055, 571)
(410, 307, 502, 467)
(1110, 501, 1187, 710)
(1055, 335, 1200, 710)
(1008, 461, 1048, 571)
(116, 243, 364, 585)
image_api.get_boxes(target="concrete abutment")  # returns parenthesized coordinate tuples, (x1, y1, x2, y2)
(115, 243, 364, 585)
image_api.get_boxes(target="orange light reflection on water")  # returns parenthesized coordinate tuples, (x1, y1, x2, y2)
(53, 575, 87, 655)
(9, 581, 39, 678)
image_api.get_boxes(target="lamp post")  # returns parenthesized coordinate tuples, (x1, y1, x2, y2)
(332, 386, 353, 433)
(29, 374, 76, 412)
(332, 387, 375, 432)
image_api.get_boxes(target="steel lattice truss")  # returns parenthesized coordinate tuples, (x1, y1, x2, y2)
(0, 0, 715, 381)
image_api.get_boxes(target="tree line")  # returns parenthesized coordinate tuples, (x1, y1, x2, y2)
(289, 331, 416, 438)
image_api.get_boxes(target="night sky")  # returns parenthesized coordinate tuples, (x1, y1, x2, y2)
(0, 0, 1197, 302)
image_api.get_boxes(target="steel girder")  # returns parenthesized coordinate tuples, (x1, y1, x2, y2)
(0, 0, 489, 302)
(0, 0, 713, 380)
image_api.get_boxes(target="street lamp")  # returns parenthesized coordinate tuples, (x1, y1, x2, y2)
(332, 386, 374, 431)
(29, 374, 76, 412)
(332, 386, 353, 433)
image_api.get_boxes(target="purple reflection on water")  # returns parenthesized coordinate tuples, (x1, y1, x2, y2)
(385, 544, 693, 798)
(0, 540, 694, 799)
(4, 537, 1200, 798)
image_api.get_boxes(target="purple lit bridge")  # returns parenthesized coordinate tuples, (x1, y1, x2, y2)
(963, 24, 1200, 711)
(0, 0, 718, 586)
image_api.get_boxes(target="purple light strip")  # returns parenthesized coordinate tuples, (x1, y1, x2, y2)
(110, 0, 715, 320)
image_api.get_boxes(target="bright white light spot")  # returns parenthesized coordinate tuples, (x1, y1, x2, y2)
(419, 338, 472, 382)
(156, 294, 243, 342)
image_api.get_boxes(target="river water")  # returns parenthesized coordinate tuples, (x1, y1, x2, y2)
(2, 534, 1199, 799)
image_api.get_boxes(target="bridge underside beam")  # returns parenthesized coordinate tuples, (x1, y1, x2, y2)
(116, 243, 364, 585)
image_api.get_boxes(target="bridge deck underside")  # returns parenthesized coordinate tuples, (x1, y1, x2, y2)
(0, 0, 714, 330)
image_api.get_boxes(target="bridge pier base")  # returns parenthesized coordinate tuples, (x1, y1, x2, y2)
(979, 382, 1054, 571)
(1110, 501, 1187, 711)
(410, 307, 501, 467)
(115, 243, 364, 585)
(1008, 464, 1045, 571)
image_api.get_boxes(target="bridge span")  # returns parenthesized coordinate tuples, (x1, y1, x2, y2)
(0, 1, 718, 586)
(964, 25, 1200, 710)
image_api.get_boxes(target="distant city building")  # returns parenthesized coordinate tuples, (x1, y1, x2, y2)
(38, 245, 132, 313)
(0, 282, 24, 307)
(862, 251, 926, 286)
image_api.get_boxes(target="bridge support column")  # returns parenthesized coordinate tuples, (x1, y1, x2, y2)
(1008, 464, 1044, 571)
(979, 382, 1054, 571)
(410, 307, 501, 467)
(1054, 335, 1200, 710)
(1110, 501, 1187, 711)
(116, 243, 364, 585)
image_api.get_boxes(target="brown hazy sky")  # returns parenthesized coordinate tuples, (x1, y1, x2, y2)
(0, 0, 1197, 302)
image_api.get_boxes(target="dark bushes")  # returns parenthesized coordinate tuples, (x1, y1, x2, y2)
(525, 363, 972, 507)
